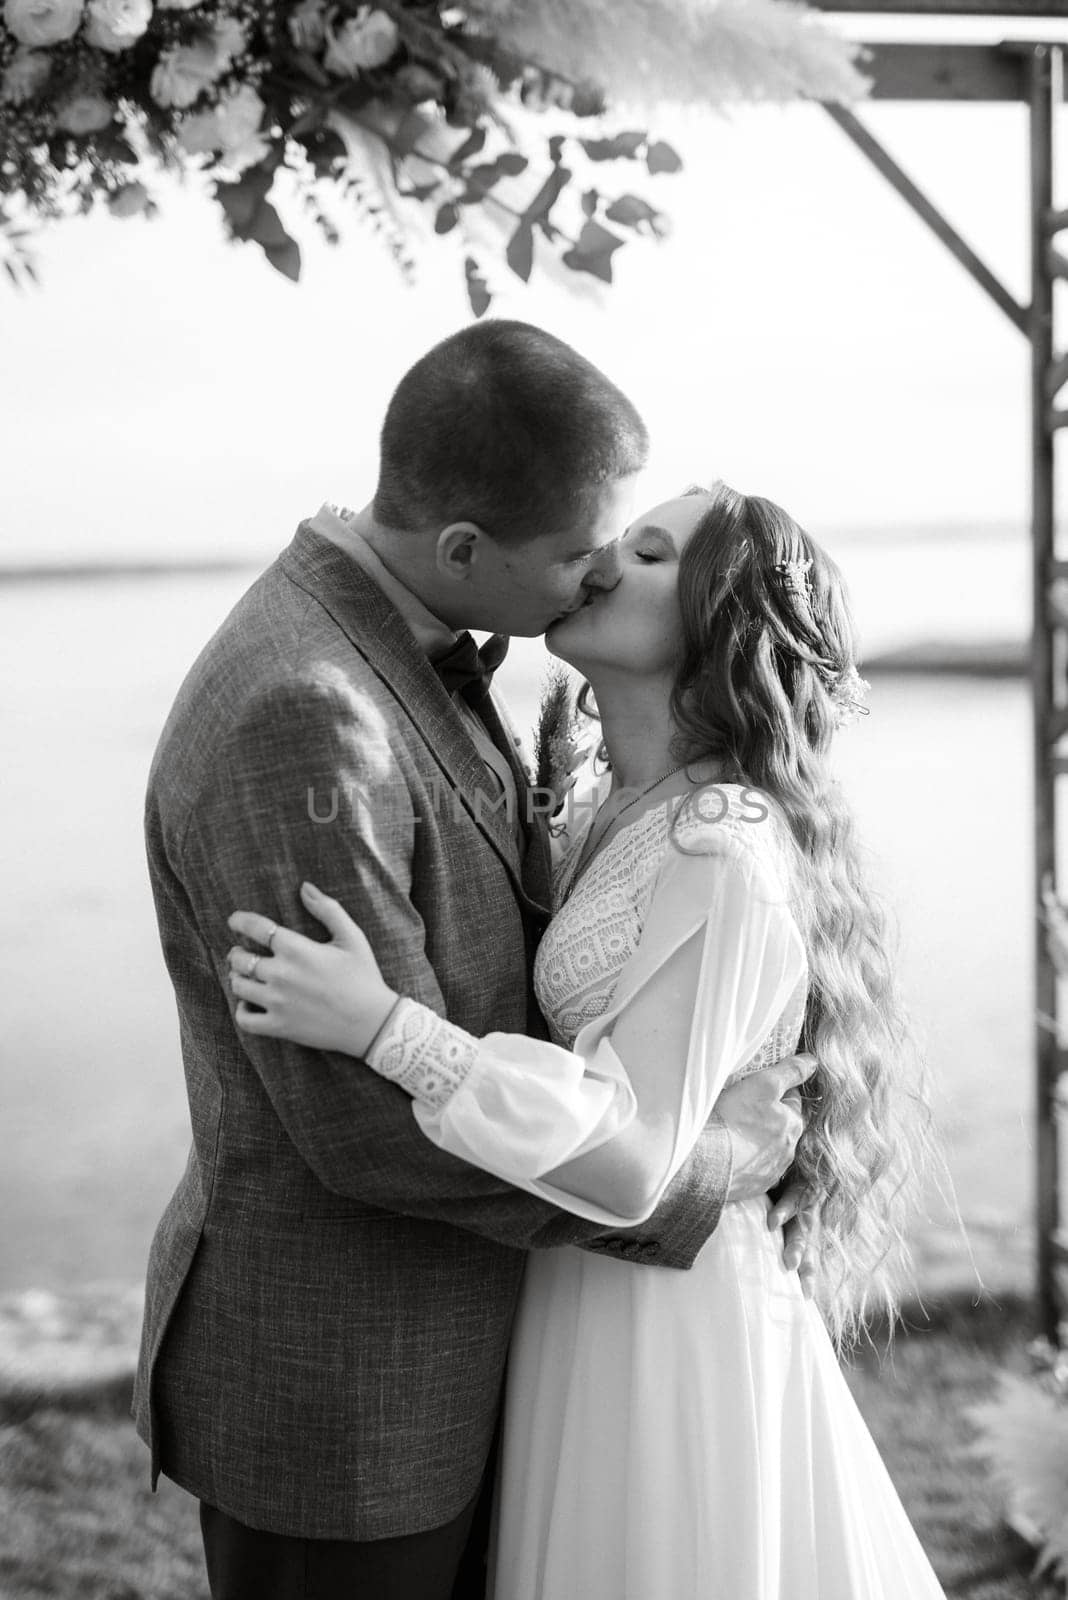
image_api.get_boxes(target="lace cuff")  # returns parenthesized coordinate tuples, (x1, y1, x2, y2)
(365, 997, 479, 1111)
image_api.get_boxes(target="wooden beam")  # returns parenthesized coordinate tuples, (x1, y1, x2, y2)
(825, 103, 1030, 327)
(1045, 349, 1068, 396)
(863, 42, 1029, 98)
(1029, 43, 1063, 1344)
(812, 2, 1068, 15)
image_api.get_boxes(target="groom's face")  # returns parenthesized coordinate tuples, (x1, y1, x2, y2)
(462, 475, 638, 638)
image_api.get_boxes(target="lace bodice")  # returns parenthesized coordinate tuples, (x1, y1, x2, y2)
(366, 781, 811, 1227)
(534, 788, 809, 1079)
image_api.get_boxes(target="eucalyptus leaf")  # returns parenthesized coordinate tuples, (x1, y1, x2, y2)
(464, 255, 491, 317)
(580, 131, 646, 163)
(604, 193, 661, 231)
(448, 126, 487, 171)
(561, 218, 624, 284)
(461, 154, 529, 201)
(506, 221, 535, 283)
(521, 164, 571, 239)
(646, 139, 683, 175)
(246, 199, 293, 251)
(215, 166, 275, 236)
(264, 238, 302, 282)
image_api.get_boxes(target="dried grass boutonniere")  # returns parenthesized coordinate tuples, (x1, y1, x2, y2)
(533, 666, 590, 835)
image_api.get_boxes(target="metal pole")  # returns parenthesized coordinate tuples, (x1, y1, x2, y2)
(1030, 43, 1061, 1343)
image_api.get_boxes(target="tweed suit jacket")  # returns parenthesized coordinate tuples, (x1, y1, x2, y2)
(133, 520, 733, 1541)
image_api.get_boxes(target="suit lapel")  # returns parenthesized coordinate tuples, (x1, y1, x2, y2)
(280, 525, 546, 912)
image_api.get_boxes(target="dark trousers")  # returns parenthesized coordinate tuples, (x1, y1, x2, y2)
(199, 1474, 490, 1600)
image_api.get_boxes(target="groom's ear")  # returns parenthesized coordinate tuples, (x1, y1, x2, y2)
(436, 521, 487, 580)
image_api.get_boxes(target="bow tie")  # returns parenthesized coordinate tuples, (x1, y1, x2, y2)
(434, 631, 509, 707)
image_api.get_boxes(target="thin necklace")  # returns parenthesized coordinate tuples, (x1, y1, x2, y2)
(571, 762, 688, 889)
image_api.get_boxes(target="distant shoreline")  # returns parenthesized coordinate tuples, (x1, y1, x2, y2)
(0, 559, 262, 583)
(0, 520, 1037, 584)
(0, 560, 1032, 679)
(864, 640, 1028, 678)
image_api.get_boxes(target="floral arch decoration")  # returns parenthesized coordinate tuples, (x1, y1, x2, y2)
(0, 0, 867, 311)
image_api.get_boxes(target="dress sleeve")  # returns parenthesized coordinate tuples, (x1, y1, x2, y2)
(366, 814, 809, 1227)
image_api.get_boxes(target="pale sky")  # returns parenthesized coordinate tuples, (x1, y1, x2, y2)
(3, 17, 1067, 566)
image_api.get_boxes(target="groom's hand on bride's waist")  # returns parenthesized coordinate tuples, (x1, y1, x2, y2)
(713, 1055, 811, 1201)
(711, 1053, 818, 1297)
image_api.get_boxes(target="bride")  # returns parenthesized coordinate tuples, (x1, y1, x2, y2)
(226, 482, 944, 1599)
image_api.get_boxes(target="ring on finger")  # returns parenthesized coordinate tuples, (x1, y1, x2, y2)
(246, 954, 262, 981)
(265, 922, 279, 950)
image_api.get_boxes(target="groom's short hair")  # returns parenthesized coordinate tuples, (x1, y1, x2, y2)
(373, 320, 648, 544)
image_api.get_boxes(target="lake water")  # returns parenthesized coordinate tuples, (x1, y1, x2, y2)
(0, 533, 1038, 1298)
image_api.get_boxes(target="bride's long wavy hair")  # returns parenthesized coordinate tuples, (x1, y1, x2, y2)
(581, 482, 934, 1344)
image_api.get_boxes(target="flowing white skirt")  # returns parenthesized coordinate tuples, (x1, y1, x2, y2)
(489, 1199, 946, 1600)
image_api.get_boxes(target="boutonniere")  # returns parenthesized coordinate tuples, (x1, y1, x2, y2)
(533, 667, 590, 836)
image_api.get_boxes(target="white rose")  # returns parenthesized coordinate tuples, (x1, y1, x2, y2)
(3, 0, 83, 47)
(84, 0, 149, 51)
(55, 88, 113, 131)
(287, 0, 325, 52)
(0, 47, 51, 104)
(213, 83, 263, 143)
(150, 37, 219, 107)
(175, 108, 214, 154)
(323, 6, 398, 77)
(178, 84, 268, 173)
(217, 130, 271, 173)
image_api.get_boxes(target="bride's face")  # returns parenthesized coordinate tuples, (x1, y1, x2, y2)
(545, 494, 708, 677)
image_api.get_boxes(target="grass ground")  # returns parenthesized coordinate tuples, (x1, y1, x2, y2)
(847, 1293, 1059, 1600)
(0, 1292, 1058, 1600)
(0, 1378, 206, 1600)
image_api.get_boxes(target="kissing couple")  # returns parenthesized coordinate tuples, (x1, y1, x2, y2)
(136, 321, 944, 1599)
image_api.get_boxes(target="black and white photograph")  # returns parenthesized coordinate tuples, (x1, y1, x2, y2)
(3, 2, 1068, 1596)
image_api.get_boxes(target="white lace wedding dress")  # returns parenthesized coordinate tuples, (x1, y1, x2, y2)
(367, 785, 947, 1600)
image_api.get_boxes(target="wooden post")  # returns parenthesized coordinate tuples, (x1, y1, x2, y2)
(823, 35, 1068, 1339)
(1030, 43, 1062, 1343)
(812, 1, 1068, 15)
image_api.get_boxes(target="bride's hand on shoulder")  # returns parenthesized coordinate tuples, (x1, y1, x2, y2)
(226, 882, 398, 1058)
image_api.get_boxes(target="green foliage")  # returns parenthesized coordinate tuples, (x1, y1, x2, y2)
(0, 0, 684, 311)
(0, 0, 868, 309)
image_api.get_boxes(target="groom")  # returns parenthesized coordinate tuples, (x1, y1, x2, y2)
(135, 320, 811, 1600)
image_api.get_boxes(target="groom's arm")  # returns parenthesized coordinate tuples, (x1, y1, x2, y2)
(175, 674, 732, 1269)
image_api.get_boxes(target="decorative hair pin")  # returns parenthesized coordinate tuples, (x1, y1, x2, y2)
(772, 554, 869, 730)
(832, 663, 871, 730)
(773, 557, 814, 606)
